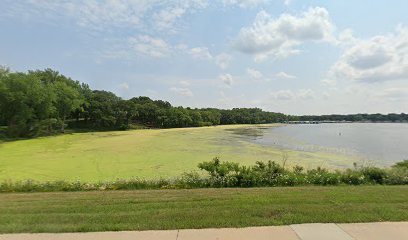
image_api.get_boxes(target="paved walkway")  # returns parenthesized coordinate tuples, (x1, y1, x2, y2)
(1, 222, 407, 240)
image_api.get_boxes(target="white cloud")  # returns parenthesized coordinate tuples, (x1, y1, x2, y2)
(179, 80, 191, 87)
(271, 89, 316, 101)
(321, 78, 336, 86)
(118, 82, 129, 91)
(247, 68, 263, 79)
(219, 73, 234, 86)
(233, 7, 335, 59)
(222, 0, 290, 8)
(169, 79, 196, 97)
(271, 90, 295, 100)
(298, 89, 316, 100)
(223, 0, 270, 8)
(128, 35, 171, 58)
(153, 7, 186, 32)
(7, 0, 208, 33)
(215, 53, 232, 69)
(170, 87, 194, 97)
(275, 71, 296, 79)
(189, 47, 213, 60)
(329, 27, 408, 83)
(17, 0, 151, 30)
(337, 28, 358, 46)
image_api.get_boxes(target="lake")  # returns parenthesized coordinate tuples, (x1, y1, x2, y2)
(246, 123, 408, 167)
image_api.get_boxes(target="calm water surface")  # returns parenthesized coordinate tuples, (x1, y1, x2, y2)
(248, 123, 408, 166)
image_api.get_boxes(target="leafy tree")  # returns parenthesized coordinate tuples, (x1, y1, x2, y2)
(53, 81, 83, 132)
(0, 72, 56, 137)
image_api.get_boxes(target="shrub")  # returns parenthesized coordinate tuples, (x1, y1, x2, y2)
(384, 167, 408, 185)
(177, 171, 207, 188)
(340, 169, 365, 185)
(361, 167, 387, 184)
(392, 160, 408, 169)
(198, 157, 239, 178)
(306, 168, 340, 185)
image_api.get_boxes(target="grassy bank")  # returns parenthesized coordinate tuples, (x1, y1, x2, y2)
(0, 124, 358, 182)
(0, 186, 407, 233)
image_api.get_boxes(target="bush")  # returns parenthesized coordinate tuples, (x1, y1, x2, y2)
(1, 159, 407, 193)
(306, 168, 340, 185)
(384, 167, 408, 185)
(392, 160, 408, 169)
(198, 157, 239, 178)
(361, 167, 387, 184)
(340, 169, 365, 185)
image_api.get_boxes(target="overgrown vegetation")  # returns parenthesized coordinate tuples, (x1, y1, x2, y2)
(1, 159, 406, 193)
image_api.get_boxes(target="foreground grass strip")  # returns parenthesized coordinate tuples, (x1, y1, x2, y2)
(0, 186, 407, 233)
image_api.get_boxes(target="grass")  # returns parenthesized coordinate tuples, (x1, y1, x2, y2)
(0, 124, 358, 182)
(0, 186, 407, 233)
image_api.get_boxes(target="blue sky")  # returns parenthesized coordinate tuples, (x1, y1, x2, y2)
(1, 0, 408, 115)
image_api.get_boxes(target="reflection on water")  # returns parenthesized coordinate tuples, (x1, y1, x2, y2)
(226, 123, 408, 166)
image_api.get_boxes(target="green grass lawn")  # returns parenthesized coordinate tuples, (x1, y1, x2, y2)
(0, 186, 407, 233)
(0, 125, 357, 181)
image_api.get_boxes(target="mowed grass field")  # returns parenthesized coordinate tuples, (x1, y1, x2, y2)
(0, 186, 407, 233)
(0, 124, 357, 181)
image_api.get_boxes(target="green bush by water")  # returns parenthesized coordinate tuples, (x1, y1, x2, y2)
(1, 159, 407, 192)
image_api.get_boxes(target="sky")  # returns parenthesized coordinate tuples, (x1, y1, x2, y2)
(1, 0, 408, 115)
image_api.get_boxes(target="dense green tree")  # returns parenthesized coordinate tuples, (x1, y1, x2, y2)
(0, 72, 56, 136)
(53, 81, 83, 132)
(86, 90, 121, 128)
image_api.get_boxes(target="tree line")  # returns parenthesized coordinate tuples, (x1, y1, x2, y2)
(0, 67, 287, 138)
(296, 113, 408, 122)
(1, 67, 407, 138)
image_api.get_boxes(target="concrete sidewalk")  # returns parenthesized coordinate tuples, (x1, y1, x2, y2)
(0, 222, 407, 240)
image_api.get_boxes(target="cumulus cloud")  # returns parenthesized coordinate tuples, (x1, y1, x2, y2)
(247, 68, 263, 79)
(215, 53, 233, 69)
(170, 87, 194, 97)
(329, 27, 408, 83)
(219, 73, 234, 86)
(189, 47, 213, 60)
(128, 35, 171, 58)
(233, 7, 335, 59)
(275, 71, 296, 79)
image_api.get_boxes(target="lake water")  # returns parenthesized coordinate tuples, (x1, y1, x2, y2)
(246, 123, 408, 167)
